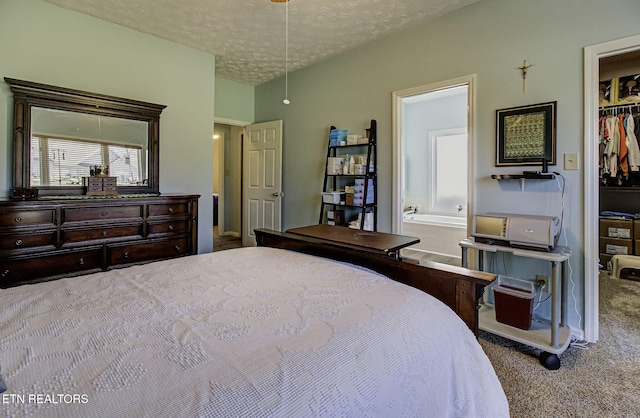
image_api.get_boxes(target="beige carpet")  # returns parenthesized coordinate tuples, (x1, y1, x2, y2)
(480, 272, 640, 417)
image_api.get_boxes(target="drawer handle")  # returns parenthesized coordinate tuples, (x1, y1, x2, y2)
(78, 258, 85, 265)
(168, 208, 174, 213)
(15, 239, 23, 247)
(101, 231, 108, 237)
(174, 245, 181, 251)
(15, 217, 22, 223)
(1, 269, 9, 278)
(123, 252, 129, 258)
(102, 211, 108, 216)
(168, 225, 174, 231)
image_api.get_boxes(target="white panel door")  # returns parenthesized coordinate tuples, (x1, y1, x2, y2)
(242, 120, 283, 246)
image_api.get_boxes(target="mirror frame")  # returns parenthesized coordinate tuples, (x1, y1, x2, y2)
(5, 78, 165, 196)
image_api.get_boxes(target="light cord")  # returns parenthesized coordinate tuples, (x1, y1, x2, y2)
(283, 0, 290, 104)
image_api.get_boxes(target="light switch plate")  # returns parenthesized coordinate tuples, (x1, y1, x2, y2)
(564, 153, 579, 170)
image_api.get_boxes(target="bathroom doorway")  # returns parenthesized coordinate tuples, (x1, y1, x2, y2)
(392, 75, 475, 265)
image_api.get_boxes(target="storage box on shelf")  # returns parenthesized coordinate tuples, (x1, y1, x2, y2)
(326, 158, 344, 175)
(635, 220, 640, 256)
(329, 129, 348, 147)
(326, 210, 344, 226)
(322, 192, 345, 204)
(354, 178, 374, 207)
(599, 217, 634, 268)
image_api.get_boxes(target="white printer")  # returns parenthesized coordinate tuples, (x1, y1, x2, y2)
(472, 213, 561, 251)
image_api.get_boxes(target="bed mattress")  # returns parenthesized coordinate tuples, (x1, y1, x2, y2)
(0, 247, 508, 417)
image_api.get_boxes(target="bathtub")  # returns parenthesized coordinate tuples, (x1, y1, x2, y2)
(402, 213, 467, 258)
(402, 212, 466, 226)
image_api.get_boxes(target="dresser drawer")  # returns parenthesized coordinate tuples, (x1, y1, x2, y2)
(62, 224, 143, 244)
(0, 231, 57, 251)
(0, 247, 102, 288)
(109, 237, 190, 266)
(0, 209, 56, 228)
(63, 205, 143, 223)
(148, 202, 190, 218)
(148, 220, 190, 236)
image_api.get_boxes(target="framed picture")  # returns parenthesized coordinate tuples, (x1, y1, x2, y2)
(496, 101, 556, 166)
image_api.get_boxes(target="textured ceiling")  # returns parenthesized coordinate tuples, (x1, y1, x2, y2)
(43, 0, 478, 86)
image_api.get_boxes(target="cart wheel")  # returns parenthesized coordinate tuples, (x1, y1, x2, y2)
(539, 352, 561, 370)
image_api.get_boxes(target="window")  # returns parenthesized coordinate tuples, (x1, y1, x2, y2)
(31, 136, 144, 187)
(428, 128, 467, 216)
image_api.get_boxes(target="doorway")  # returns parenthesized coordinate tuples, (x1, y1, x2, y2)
(242, 120, 283, 247)
(213, 123, 243, 251)
(392, 75, 475, 265)
(584, 34, 640, 342)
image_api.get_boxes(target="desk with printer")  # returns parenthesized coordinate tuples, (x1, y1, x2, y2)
(460, 212, 571, 370)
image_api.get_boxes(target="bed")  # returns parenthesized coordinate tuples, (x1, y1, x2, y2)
(0, 238, 508, 417)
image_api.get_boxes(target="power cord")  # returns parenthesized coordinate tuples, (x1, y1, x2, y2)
(533, 279, 552, 308)
(553, 171, 584, 334)
(570, 336, 590, 350)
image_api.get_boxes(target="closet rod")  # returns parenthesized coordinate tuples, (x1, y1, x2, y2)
(599, 103, 640, 114)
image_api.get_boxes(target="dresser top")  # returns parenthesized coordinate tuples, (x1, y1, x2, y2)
(0, 193, 200, 204)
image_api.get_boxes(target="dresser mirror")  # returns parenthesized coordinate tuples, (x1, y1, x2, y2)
(5, 78, 165, 196)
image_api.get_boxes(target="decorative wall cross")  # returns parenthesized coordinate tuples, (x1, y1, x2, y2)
(516, 59, 535, 93)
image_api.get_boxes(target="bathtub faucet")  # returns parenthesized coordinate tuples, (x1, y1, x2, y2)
(404, 206, 417, 216)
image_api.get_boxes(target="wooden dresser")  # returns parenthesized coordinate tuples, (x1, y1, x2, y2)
(0, 194, 199, 288)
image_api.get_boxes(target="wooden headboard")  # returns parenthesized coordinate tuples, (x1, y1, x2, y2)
(255, 227, 496, 336)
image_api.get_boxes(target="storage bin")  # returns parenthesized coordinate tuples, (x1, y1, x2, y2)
(322, 192, 344, 204)
(493, 275, 536, 330)
(327, 210, 344, 225)
(600, 217, 633, 239)
(347, 135, 359, 145)
(345, 193, 354, 206)
(326, 157, 344, 175)
(600, 237, 632, 255)
(329, 129, 348, 147)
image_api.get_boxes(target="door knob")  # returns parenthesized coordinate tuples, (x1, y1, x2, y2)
(272, 192, 284, 197)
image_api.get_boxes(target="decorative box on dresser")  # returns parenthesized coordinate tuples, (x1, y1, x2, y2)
(0, 194, 199, 288)
(83, 176, 118, 196)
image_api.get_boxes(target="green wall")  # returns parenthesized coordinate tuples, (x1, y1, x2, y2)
(214, 77, 254, 124)
(255, 0, 640, 334)
(0, 0, 216, 252)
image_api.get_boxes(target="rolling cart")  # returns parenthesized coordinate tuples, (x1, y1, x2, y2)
(460, 238, 572, 369)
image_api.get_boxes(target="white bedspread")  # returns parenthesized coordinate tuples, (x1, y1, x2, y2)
(0, 247, 508, 417)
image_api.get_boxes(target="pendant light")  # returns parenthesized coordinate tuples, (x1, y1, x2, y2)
(272, 0, 290, 104)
